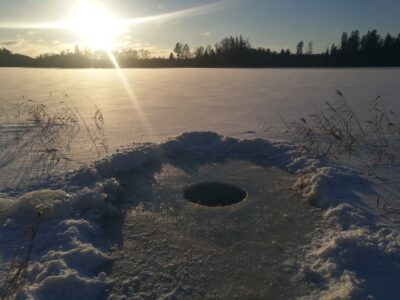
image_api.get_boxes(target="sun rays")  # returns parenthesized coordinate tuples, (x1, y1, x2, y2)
(69, 0, 125, 51)
(105, 49, 153, 134)
(0, 0, 236, 32)
(0, 0, 237, 135)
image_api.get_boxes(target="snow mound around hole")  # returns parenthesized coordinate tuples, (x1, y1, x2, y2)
(1, 131, 398, 299)
(1, 132, 292, 299)
(294, 164, 400, 299)
(0, 181, 120, 299)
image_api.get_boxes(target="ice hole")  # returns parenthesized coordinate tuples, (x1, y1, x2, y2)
(183, 182, 247, 207)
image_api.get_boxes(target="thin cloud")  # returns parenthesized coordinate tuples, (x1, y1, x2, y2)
(0, 0, 243, 30)
(123, 0, 239, 26)
(0, 39, 23, 46)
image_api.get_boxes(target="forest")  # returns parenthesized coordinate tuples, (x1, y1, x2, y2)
(1, 30, 399, 68)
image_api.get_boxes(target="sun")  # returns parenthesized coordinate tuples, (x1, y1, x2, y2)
(70, 0, 125, 50)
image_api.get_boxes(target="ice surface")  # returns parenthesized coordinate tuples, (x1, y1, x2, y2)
(1, 68, 400, 188)
(1, 131, 399, 299)
(107, 160, 321, 299)
(1, 68, 400, 299)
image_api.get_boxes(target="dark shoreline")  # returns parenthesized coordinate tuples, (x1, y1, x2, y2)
(2, 30, 400, 69)
(1, 66, 400, 70)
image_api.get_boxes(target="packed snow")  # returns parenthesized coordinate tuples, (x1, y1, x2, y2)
(0, 132, 399, 299)
(1, 68, 400, 299)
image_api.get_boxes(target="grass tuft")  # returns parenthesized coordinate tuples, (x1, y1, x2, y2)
(286, 91, 400, 167)
(0, 206, 45, 299)
(0, 93, 108, 185)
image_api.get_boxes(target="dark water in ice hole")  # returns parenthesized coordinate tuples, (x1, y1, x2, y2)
(105, 160, 322, 300)
(183, 181, 247, 207)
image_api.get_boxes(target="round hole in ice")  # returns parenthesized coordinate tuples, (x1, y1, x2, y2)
(183, 182, 247, 207)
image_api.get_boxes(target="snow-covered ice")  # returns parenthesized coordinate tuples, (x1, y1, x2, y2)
(1, 68, 400, 299)
(1, 67, 400, 189)
(0, 131, 399, 299)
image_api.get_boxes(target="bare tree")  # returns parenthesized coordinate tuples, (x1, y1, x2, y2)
(182, 44, 191, 59)
(173, 42, 183, 59)
(138, 49, 150, 59)
(307, 42, 313, 54)
(296, 41, 304, 55)
(194, 46, 205, 58)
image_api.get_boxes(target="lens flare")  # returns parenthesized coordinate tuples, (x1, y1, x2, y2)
(0, 0, 238, 135)
(105, 49, 153, 134)
(0, 0, 237, 33)
(70, 0, 125, 50)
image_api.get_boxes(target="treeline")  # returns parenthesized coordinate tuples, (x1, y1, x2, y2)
(1, 30, 400, 68)
(0, 48, 34, 67)
(327, 30, 400, 66)
(168, 30, 400, 67)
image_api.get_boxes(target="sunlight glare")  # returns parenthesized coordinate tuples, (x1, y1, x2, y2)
(70, 1, 152, 133)
(71, 0, 124, 50)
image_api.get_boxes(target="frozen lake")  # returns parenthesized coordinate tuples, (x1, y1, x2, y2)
(1, 68, 400, 141)
(0, 67, 400, 187)
(1, 68, 400, 299)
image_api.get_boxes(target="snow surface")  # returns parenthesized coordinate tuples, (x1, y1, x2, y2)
(107, 159, 321, 299)
(1, 131, 399, 299)
(1, 68, 400, 189)
(1, 68, 400, 299)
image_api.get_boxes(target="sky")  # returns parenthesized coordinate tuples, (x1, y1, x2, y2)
(0, 0, 399, 57)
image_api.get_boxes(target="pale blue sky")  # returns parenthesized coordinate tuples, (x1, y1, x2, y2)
(0, 0, 399, 56)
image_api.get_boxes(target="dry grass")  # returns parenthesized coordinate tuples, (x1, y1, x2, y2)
(0, 94, 108, 185)
(0, 206, 45, 299)
(0, 94, 109, 297)
(285, 90, 400, 167)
